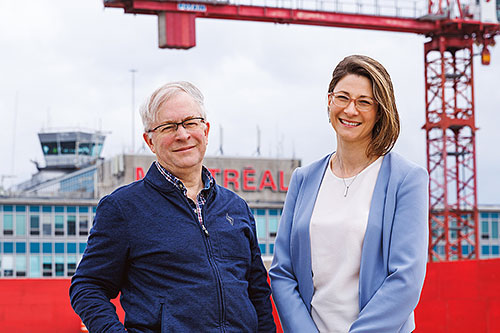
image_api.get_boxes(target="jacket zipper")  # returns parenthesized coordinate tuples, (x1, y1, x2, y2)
(181, 190, 226, 332)
(201, 211, 226, 332)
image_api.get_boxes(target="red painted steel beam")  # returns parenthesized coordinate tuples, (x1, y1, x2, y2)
(104, 0, 500, 37)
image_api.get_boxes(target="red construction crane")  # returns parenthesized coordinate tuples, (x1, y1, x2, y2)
(104, 0, 500, 262)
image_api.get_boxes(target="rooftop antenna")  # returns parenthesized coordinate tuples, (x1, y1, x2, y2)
(45, 107, 52, 132)
(218, 125, 224, 155)
(255, 125, 261, 156)
(130, 69, 137, 154)
(276, 132, 284, 158)
(11, 92, 19, 175)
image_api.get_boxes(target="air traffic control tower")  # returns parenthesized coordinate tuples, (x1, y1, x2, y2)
(38, 130, 106, 171)
(13, 129, 106, 193)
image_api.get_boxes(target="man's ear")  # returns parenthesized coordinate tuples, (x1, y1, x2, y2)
(204, 121, 210, 144)
(143, 132, 156, 154)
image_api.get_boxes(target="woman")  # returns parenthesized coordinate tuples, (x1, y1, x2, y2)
(269, 55, 428, 333)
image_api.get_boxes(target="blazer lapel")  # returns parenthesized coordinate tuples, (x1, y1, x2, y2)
(293, 153, 331, 308)
(358, 153, 391, 305)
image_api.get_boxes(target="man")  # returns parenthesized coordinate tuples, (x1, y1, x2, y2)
(70, 81, 276, 332)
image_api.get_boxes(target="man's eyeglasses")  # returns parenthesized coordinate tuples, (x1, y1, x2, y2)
(329, 92, 378, 112)
(148, 117, 206, 135)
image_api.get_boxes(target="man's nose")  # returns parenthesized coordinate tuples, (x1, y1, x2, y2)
(174, 125, 190, 139)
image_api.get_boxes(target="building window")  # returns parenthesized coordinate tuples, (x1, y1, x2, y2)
(16, 255, 26, 277)
(30, 215, 40, 236)
(79, 243, 87, 254)
(269, 243, 275, 254)
(67, 256, 77, 276)
(55, 243, 64, 254)
(42, 214, 52, 236)
(67, 215, 76, 236)
(3, 214, 13, 235)
(492, 221, 499, 239)
(43, 256, 52, 277)
(61, 141, 76, 154)
(30, 255, 41, 277)
(30, 242, 40, 254)
(4, 242, 13, 254)
(67, 243, 77, 254)
(16, 242, 26, 254)
(55, 256, 64, 277)
(492, 245, 500, 257)
(41, 141, 58, 155)
(256, 216, 266, 239)
(482, 245, 490, 256)
(55, 215, 64, 236)
(15, 214, 26, 236)
(3, 255, 13, 277)
(79, 215, 89, 236)
(268, 209, 279, 237)
(42, 242, 52, 254)
(481, 221, 489, 239)
(252, 208, 282, 256)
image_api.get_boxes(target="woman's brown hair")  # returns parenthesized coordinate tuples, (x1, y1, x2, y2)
(328, 55, 400, 157)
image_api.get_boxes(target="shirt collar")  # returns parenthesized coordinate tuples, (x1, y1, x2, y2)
(154, 161, 214, 194)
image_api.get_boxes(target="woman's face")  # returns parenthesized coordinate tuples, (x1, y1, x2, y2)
(328, 74, 378, 148)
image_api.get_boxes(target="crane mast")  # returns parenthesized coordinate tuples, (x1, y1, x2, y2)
(104, 0, 500, 261)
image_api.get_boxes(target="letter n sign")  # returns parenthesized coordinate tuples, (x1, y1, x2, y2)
(135, 167, 145, 180)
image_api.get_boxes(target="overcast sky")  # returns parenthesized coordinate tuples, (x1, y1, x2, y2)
(0, 0, 499, 204)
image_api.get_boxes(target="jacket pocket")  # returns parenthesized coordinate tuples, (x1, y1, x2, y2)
(215, 226, 252, 261)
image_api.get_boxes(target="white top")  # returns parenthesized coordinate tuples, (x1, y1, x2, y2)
(310, 155, 383, 332)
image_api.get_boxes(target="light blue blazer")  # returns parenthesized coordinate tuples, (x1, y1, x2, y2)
(269, 152, 429, 332)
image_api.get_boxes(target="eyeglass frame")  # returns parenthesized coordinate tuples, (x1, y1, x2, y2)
(328, 92, 378, 112)
(147, 117, 206, 134)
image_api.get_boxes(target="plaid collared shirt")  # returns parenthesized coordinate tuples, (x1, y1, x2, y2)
(155, 161, 214, 226)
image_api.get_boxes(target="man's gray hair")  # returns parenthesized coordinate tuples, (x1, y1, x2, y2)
(139, 81, 207, 133)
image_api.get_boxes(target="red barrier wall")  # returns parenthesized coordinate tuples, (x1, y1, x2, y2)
(1, 259, 500, 332)
(415, 259, 500, 332)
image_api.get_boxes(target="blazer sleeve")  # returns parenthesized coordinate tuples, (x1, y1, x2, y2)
(269, 170, 319, 333)
(69, 195, 128, 332)
(349, 166, 429, 332)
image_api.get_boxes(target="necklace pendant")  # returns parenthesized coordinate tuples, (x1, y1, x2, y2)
(344, 186, 349, 197)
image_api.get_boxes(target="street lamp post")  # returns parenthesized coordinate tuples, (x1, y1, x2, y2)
(130, 69, 137, 153)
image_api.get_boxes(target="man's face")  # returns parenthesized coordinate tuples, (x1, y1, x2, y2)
(143, 92, 210, 178)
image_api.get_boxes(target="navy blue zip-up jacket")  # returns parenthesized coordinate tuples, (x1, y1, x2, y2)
(69, 163, 276, 332)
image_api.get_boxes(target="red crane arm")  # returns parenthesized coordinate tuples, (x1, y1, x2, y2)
(105, 0, 499, 34)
